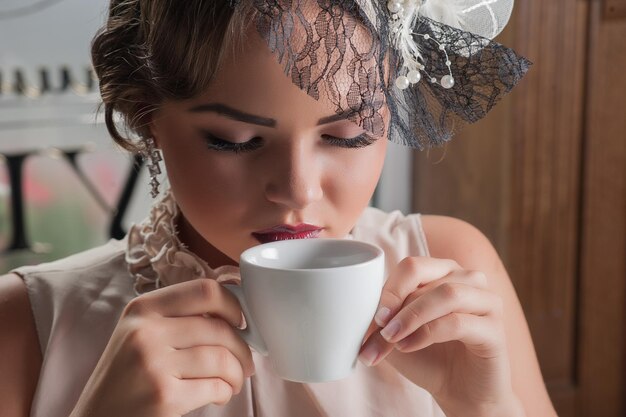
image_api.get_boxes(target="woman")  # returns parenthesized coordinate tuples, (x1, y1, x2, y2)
(0, 0, 557, 416)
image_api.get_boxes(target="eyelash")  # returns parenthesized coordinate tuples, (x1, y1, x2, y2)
(201, 132, 378, 154)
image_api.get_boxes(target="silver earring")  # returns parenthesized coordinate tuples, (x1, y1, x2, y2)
(142, 137, 163, 198)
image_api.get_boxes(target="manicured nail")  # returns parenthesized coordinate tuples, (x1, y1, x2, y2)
(358, 344, 380, 367)
(374, 306, 391, 327)
(380, 319, 401, 342)
(237, 312, 248, 330)
(396, 338, 410, 351)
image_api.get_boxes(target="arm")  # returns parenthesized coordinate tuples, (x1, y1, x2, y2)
(416, 216, 556, 416)
(420, 215, 557, 416)
(0, 273, 43, 417)
(358, 215, 558, 416)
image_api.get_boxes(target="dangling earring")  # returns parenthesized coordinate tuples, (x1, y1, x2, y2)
(141, 137, 163, 198)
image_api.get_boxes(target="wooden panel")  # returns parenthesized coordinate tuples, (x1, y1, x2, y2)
(577, 1, 626, 415)
(547, 382, 577, 417)
(412, 1, 588, 416)
(604, 0, 626, 19)
(507, 0, 588, 399)
(410, 107, 512, 260)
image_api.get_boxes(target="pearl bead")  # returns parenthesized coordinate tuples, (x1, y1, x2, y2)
(423, 34, 430, 40)
(388, 2, 402, 13)
(439, 44, 445, 50)
(395, 75, 410, 90)
(445, 60, 451, 66)
(407, 69, 421, 83)
(430, 77, 437, 83)
(441, 75, 455, 89)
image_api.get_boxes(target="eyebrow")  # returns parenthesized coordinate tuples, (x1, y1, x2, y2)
(187, 102, 374, 127)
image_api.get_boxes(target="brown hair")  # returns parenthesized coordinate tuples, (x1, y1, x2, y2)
(91, 0, 257, 153)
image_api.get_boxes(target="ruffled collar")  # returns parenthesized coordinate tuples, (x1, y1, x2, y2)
(125, 189, 241, 295)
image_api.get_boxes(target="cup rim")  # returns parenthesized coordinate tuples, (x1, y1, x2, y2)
(239, 238, 384, 272)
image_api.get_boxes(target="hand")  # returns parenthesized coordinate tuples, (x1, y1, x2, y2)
(70, 279, 256, 417)
(358, 256, 522, 417)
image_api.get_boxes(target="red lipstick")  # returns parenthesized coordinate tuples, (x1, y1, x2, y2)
(252, 223, 323, 244)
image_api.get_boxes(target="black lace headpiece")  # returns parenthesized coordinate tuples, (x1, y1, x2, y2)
(227, 0, 531, 150)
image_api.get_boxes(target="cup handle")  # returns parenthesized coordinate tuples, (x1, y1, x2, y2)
(222, 284, 269, 356)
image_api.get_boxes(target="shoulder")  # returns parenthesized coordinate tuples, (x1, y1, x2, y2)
(0, 273, 39, 345)
(357, 206, 427, 238)
(355, 207, 430, 256)
(419, 214, 503, 273)
(11, 237, 128, 278)
(356, 206, 408, 230)
(0, 273, 41, 415)
(0, 273, 37, 335)
(7, 238, 134, 355)
(357, 208, 496, 264)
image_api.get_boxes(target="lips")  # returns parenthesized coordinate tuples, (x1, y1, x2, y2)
(252, 224, 323, 244)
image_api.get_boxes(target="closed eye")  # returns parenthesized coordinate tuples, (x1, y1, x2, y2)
(200, 131, 264, 154)
(322, 133, 379, 148)
(199, 131, 379, 154)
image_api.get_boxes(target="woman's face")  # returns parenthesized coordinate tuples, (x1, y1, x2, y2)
(149, 25, 389, 267)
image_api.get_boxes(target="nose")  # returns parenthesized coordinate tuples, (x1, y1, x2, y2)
(264, 141, 324, 210)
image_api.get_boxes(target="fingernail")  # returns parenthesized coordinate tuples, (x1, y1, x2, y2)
(237, 312, 248, 330)
(396, 338, 410, 351)
(380, 319, 401, 342)
(359, 344, 380, 367)
(374, 306, 391, 327)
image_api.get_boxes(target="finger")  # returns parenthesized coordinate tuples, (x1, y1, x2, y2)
(360, 281, 500, 367)
(394, 313, 505, 357)
(125, 279, 244, 328)
(358, 330, 395, 367)
(161, 316, 256, 377)
(380, 282, 501, 344)
(169, 346, 246, 394)
(402, 269, 489, 307)
(175, 377, 235, 412)
(360, 269, 488, 348)
(361, 258, 463, 351)
(361, 315, 382, 347)
(373, 257, 463, 328)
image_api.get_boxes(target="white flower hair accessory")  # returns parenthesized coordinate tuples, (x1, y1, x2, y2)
(388, 0, 516, 90)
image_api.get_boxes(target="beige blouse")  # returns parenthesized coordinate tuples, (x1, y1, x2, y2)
(12, 191, 446, 417)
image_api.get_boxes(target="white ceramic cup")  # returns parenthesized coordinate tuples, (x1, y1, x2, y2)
(223, 238, 385, 383)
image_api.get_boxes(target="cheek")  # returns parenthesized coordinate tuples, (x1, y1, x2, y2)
(324, 140, 387, 213)
(157, 133, 258, 248)
(344, 139, 386, 188)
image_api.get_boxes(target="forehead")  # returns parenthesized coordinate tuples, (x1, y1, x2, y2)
(187, 1, 387, 132)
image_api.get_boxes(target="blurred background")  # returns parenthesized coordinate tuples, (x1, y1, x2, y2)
(0, 1, 624, 416)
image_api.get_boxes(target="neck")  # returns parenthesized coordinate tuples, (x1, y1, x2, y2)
(175, 209, 238, 269)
